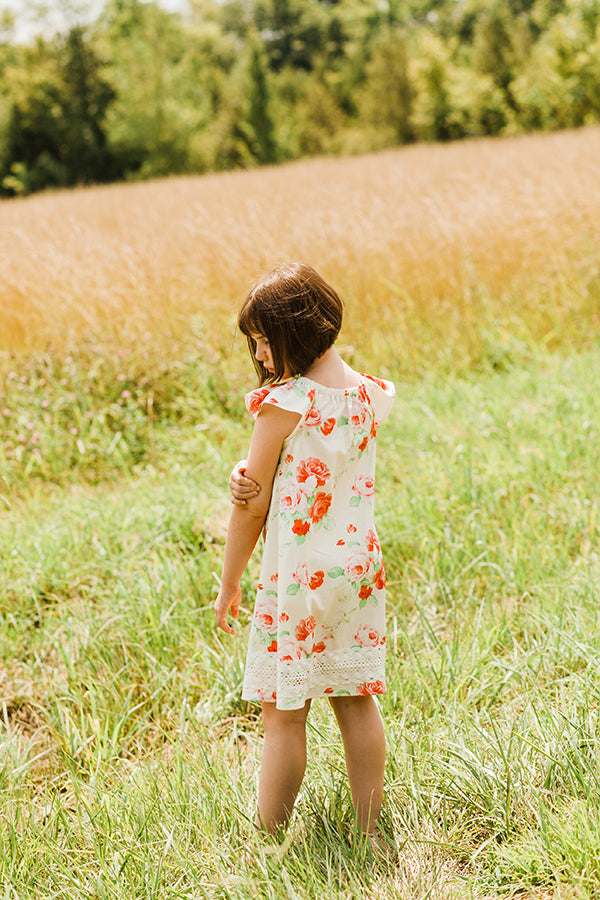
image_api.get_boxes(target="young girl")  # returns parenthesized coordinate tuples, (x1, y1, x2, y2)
(214, 262, 395, 838)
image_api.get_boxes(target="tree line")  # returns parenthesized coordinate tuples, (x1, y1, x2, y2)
(1, 0, 599, 196)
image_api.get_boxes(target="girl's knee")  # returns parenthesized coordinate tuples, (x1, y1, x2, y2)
(329, 694, 381, 727)
(329, 694, 373, 714)
(262, 700, 311, 731)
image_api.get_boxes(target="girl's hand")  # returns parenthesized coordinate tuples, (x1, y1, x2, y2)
(214, 582, 241, 635)
(229, 459, 261, 506)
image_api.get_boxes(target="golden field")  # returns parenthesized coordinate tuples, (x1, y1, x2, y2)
(2, 126, 600, 369)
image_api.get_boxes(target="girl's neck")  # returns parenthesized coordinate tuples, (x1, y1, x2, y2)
(301, 347, 361, 389)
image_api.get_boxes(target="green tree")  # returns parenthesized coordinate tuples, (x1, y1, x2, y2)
(61, 27, 117, 179)
(1, 27, 119, 195)
(253, 0, 329, 72)
(472, 3, 519, 112)
(411, 33, 455, 141)
(99, 0, 221, 177)
(359, 35, 414, 144)
(246, 35, 277, 162)
(273, 70, 346, 157)
(512, 2, 600, 130)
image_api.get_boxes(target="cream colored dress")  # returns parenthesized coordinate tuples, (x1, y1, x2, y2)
(241, 373, 395, 710)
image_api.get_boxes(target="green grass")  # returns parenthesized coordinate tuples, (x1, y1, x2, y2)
(1, 340, 600, 898)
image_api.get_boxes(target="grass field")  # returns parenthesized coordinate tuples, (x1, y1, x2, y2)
(1, 127, 600, 898)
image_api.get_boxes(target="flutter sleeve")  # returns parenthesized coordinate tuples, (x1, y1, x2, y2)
(245, 377, 313, 421)
(363, 373, 396, 426)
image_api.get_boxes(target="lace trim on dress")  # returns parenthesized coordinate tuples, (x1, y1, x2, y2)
(242, 646, 386, 710)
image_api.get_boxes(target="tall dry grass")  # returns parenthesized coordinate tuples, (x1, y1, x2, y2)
(2, 126, 600, 369)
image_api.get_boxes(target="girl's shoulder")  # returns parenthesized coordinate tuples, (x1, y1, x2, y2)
(245, 372, 395, 426)
(359, 372, 396, 425)
(245, 377, 315, 420)
(361, 372, 395, 394)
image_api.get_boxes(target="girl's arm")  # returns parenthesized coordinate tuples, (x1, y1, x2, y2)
(214, 403, 300, 634)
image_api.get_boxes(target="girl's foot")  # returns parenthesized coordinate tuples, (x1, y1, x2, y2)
(366, 827, 398, 867)
(348, 823, 398, 870)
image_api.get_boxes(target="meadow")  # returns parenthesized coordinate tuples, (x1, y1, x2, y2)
(1, 126, 600, 899)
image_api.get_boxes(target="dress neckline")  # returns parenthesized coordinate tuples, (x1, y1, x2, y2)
(294, 374, 364, 395)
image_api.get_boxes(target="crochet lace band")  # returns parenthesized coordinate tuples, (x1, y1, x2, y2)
(242, 645, 386, 710)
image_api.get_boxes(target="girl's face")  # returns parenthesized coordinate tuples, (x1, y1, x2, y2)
(250, 331, 291, 380)
(251, 332, 275, 375)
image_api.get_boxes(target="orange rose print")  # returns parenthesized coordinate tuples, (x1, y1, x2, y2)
(279, 482, 305, 512)
(295, 616, 317, 641)
(365, 374, 388, 390)
(365, 529, 380, 552)
(292, 519, 310, 535)
(350, 402, 368, 430)
(354, 625, 381, 647)
(296, 457, 330, 486)
(256, 689, 277, 702)
(352, 475, 375, 498)
(309, 570, 325, 589)
(305, 407, 322, 427)
(344, 547, 374, 581)
(248, 388, 270, 416)
(309, 492, 332, 524)
(357, 681, 385, 695)
(374, 565, 386, 590)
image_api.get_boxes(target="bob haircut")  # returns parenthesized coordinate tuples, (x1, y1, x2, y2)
(238, 262, 344, 385)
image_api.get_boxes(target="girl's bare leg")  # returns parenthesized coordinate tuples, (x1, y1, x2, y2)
(329, 695, 386, 834)
(256, 700, 311, 834)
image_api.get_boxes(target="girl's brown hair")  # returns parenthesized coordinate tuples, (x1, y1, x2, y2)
(239, 262, 344, 385)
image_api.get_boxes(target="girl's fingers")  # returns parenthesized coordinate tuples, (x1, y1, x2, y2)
(230, 477, 260, 505)
(215, 606, 236, 634)
(230, 461, 259, 492)
(231, 492, 259, 506)
(214, 588, 241, 633)
(231, 478, 260, 494)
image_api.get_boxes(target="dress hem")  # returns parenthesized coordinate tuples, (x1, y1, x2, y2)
(241, 683, 387, 711)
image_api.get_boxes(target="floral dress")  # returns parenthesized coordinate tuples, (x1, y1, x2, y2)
(241, 373, 395, 710)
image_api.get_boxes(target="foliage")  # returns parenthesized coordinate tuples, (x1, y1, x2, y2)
(1, 0, 600, 193)
(359, 34, 415, 144)
(0, 27, 121, 194)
